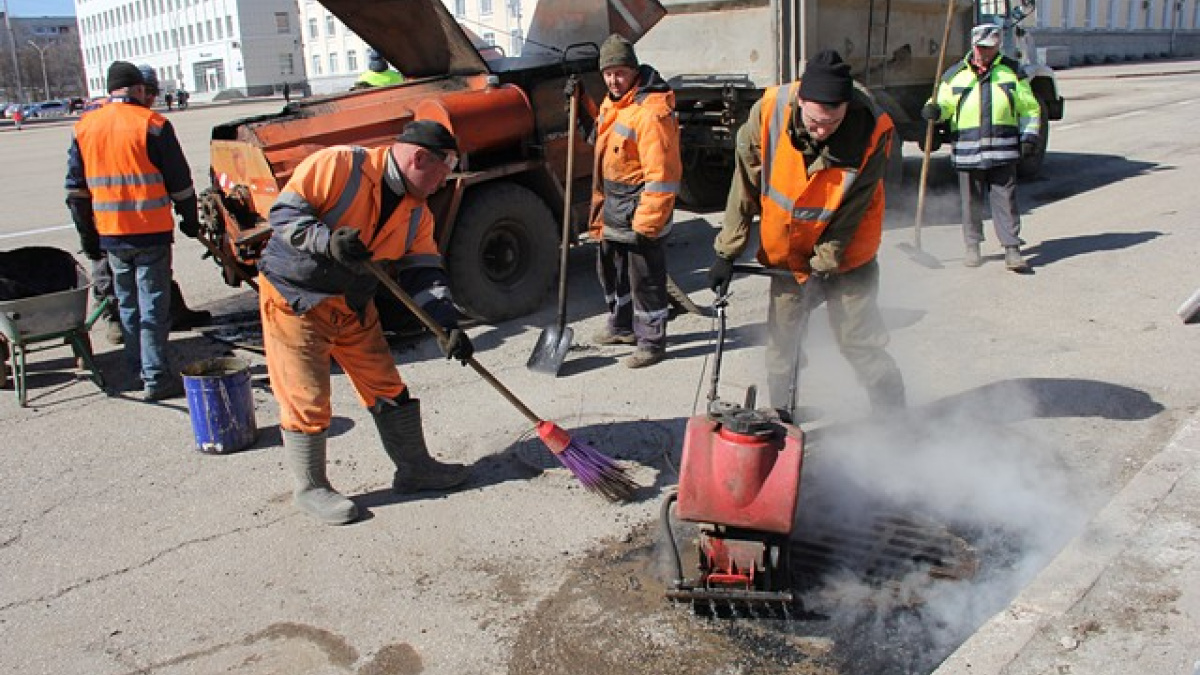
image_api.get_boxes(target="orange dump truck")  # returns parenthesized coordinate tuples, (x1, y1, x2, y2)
(201, 0, 665, 324)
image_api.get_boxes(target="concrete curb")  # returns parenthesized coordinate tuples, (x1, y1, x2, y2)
(933, 412, 1200, 674)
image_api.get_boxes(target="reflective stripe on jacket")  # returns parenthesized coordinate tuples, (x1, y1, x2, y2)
(933, 55, 1041, 169)
(756, 82, 893, 282)
(589, 65, 682, 243)
(72, 101, 174, 238)
(260, 145, 442, 316)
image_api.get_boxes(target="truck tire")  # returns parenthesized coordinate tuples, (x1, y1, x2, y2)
(447, 182, 558, 323)
(678, 148, 734, 210)
(1017, 98, 1049, 179)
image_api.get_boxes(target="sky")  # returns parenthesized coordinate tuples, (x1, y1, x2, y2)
(4, 0, 75, 17)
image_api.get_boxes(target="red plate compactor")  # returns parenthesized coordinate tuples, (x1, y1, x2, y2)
(661, 296, 805, 617)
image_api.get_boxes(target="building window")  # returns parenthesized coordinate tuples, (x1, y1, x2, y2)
(329, 52, 339, 73)
(325, 14, 336, 35)
(480, 0, 493, 15)
(229, 17, 236, 35)
(308, 17, 319, 39)
(280, 53, 295, 76)
(347, 49, 359, 71)
(454, 0, 466, 15)
(187, 25, 195, 45)
(216, 19, 224, 39)
(206, 20, 214, 42)
(311, 54, 322, 75)
(482, 31, 495, 44)
(511, 28, 522, 53)
(509, 0, 520, 18)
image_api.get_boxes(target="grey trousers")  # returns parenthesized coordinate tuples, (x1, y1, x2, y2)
(766, 259, 905, 415)
(959, 163, 1022, 248)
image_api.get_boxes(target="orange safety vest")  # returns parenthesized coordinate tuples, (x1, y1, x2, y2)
(73, 101, 175, 237)
(756, 82, 893, 282)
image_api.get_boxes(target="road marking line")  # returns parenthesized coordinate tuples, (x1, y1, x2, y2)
(0, 224, 74, 240)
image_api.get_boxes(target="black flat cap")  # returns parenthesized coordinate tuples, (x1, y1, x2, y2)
(397, 120, 458, 155)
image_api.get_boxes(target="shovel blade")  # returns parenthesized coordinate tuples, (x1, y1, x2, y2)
(896, 242, 944, 269)
(526, 325, 575, 375)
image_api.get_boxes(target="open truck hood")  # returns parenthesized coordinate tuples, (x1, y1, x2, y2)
(321, 0, 666, 77)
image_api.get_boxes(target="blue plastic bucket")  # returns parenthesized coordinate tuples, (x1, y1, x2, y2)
(182, 357, 257, 454)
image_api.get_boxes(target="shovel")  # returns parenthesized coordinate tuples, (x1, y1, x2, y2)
(527, 87, 580, 375)
(896, 0, 955, 271)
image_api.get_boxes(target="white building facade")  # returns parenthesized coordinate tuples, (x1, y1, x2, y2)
(298, 0, 535, 95)
(74, 0, 305, 98)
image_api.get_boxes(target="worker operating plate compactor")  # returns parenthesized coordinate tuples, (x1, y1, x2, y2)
(661, 292, 804, 618)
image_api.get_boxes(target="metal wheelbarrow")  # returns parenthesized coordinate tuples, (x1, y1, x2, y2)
(0, 265, 109, 407)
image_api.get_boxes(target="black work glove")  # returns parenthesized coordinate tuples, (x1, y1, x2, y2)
(178, 215, 201, 239)
(439, 328, 474, 365)
(328, 227, 371, 267)
(563, 74, 580, 101)
(708, 256, 734, 295)
(1020, 139, 1038, 159)
(920, 103, 941, 122)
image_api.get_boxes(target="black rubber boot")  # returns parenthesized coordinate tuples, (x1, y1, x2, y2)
(371, 397, 470, 493)
(170, 281, 212, 330)
(282, 430, 358, 525)
(867, 371, 908, 414)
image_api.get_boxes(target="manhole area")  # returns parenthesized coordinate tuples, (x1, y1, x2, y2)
(789, 511, 980, 594)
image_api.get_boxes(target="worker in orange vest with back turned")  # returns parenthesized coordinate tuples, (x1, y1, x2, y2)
(707, 50, 905, 423)
(65, 61, 202, 401)
(258, 120, 475, 526)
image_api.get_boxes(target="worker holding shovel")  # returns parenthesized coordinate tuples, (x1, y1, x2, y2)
(707, 50, 905, 422)
(921, 23, 1041, 272)
(587, 34, 682, 369)
(257, 120, 475, 525)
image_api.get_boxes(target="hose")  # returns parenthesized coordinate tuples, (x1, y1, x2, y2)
(659, 489, 685, 588)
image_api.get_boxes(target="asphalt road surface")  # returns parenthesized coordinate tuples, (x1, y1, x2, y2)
(1, 59, 1198, 674)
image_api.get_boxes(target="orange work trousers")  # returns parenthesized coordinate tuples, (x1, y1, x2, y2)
(260, 276, 406, 434)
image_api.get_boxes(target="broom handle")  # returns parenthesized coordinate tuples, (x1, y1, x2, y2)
(556, 90, 578, 334)
(365, 260, 543, 426)
(914, 0, 958, 248)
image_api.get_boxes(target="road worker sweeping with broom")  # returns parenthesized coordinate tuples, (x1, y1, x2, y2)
(258, 120, 475, 525)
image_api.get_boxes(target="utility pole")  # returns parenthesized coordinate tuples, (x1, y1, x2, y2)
(2, 0, 25, 104)
(27, 40, 47, 100)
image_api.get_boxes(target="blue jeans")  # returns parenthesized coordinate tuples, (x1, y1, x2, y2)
(107, 245, 173, 390)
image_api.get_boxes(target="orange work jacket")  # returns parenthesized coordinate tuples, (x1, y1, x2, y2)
(72, 101, 175, 237)
(756, 82, 893, 282)
(262, 145, 442, 316)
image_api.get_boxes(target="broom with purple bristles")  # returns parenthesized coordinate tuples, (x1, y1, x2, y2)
(366, 262, 637, 502)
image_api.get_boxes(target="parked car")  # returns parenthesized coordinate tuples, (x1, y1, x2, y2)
(67, 97, 85, 113)
(27, 101, 68, 118)
(2, 102, 22, 119)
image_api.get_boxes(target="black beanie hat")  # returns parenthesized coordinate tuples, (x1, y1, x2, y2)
(107, 61, 145, 93)
(798, 50, 854, 104)
(397, 120, 459, 155)
(598, 34, 638, 71)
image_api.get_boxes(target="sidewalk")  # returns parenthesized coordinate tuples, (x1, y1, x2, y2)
(934, 411, 1200, 674)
